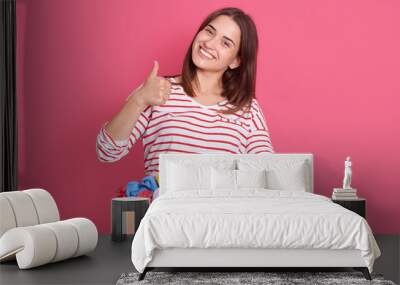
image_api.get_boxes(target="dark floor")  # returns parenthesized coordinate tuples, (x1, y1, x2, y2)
(0, 235, 399, 285)
(0, 236, 134, 285)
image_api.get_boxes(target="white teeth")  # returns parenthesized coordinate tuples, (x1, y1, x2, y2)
(200, 47, 214, 59)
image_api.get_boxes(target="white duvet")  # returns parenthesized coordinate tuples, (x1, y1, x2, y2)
(131, 189, 381, 273)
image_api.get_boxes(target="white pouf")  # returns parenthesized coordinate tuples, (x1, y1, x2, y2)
(0, 189, 98, 269)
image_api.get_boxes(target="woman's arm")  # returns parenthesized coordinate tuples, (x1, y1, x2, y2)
(96, 61, 171, 162)
(95, 93, 152, 163)
(104, 92, 148, 141)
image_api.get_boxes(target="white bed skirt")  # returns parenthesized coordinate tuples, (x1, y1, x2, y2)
(148, 248, 366, 268)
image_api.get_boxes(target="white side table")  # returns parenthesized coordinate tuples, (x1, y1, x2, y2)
(111, 197, 150, 242)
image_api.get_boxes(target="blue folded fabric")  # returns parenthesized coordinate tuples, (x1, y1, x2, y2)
(125, 175, 158, 197)
(141, 175, 158, 191)
(125, 181, 142, 197)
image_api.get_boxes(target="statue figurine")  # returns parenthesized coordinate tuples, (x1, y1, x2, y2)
(342, 156, 352, 189)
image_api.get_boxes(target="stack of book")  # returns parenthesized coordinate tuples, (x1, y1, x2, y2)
(332, 188, 358, 200)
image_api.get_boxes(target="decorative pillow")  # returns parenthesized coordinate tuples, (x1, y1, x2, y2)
(163, 157, 236, 193)
(266, 167, 306, 191)
(237, 159, 307, 191)
(211, 168, 237, 190)
(211, 168, 268, 190)
(167, 162, 211, 191)
(236, 169, 268, 189)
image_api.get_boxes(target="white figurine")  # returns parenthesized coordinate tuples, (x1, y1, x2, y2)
(342, 156, 352, 189)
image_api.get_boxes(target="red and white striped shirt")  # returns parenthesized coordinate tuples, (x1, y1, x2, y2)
(96, 77, 274, 177)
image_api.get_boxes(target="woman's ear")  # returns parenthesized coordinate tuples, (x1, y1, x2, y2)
(229, 57, 241, 69)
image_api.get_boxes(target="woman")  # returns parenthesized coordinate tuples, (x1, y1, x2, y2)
(96, 7, 274, 197)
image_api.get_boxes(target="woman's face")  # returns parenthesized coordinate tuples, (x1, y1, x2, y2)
(192, 15, 241, 72)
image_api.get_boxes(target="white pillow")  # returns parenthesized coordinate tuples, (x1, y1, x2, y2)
(266, 167, 306, 191)
(237, 169, 268, 189)
(211, 168, 236, 190)
(211, 168, 267, 190)
(238, 159, 307, 191)
(167, 162, 211, 191)
(164, 158, 236, 193)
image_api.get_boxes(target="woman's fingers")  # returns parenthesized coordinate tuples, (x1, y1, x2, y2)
(134, 61, 174, 107)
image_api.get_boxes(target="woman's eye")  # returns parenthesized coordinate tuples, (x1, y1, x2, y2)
(224, 42, 230, 48)
(205, 29, 212, 34)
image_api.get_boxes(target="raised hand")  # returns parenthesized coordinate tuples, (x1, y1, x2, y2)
(130, 61, 171, 108)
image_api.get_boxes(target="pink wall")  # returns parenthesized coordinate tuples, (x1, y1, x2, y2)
(16, 0, 400, 234)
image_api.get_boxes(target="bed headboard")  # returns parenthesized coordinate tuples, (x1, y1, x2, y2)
(159, 153, 314, 194)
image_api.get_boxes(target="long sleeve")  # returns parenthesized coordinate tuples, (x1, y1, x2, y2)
(245, 99, 274, 154)
(96, 105, 153, 162)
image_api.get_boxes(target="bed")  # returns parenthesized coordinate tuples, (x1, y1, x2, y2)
(131, 153, 381, 281)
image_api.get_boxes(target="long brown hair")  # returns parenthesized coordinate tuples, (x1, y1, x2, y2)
(175, 7, 259, 115)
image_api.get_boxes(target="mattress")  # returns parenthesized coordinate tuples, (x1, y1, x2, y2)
(131, 189, 381, 273)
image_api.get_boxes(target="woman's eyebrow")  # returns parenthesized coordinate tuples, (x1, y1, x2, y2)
(207, 24, 236, 46)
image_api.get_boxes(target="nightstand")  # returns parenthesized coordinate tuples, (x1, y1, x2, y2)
(111, 197, 150, 242)
(332, 198, 366, 218)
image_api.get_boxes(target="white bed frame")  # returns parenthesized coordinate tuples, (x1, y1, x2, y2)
(140, 153, 370, 280)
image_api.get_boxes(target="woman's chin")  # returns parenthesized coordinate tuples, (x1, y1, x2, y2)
(192, 58, 219, 72)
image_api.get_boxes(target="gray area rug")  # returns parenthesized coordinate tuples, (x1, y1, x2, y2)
(116, 271, 396, 285)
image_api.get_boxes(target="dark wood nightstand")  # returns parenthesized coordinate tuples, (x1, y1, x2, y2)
(111, 197, 150, 242)
(332, 198, 366, 218)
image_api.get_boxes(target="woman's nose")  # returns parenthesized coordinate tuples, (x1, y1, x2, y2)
(204, 37, 218, 50)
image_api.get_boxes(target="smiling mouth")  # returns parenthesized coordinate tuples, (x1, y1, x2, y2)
(198, 46, 215, 60)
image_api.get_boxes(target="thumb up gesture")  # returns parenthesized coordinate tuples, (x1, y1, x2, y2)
(130, 61, 172, 108)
